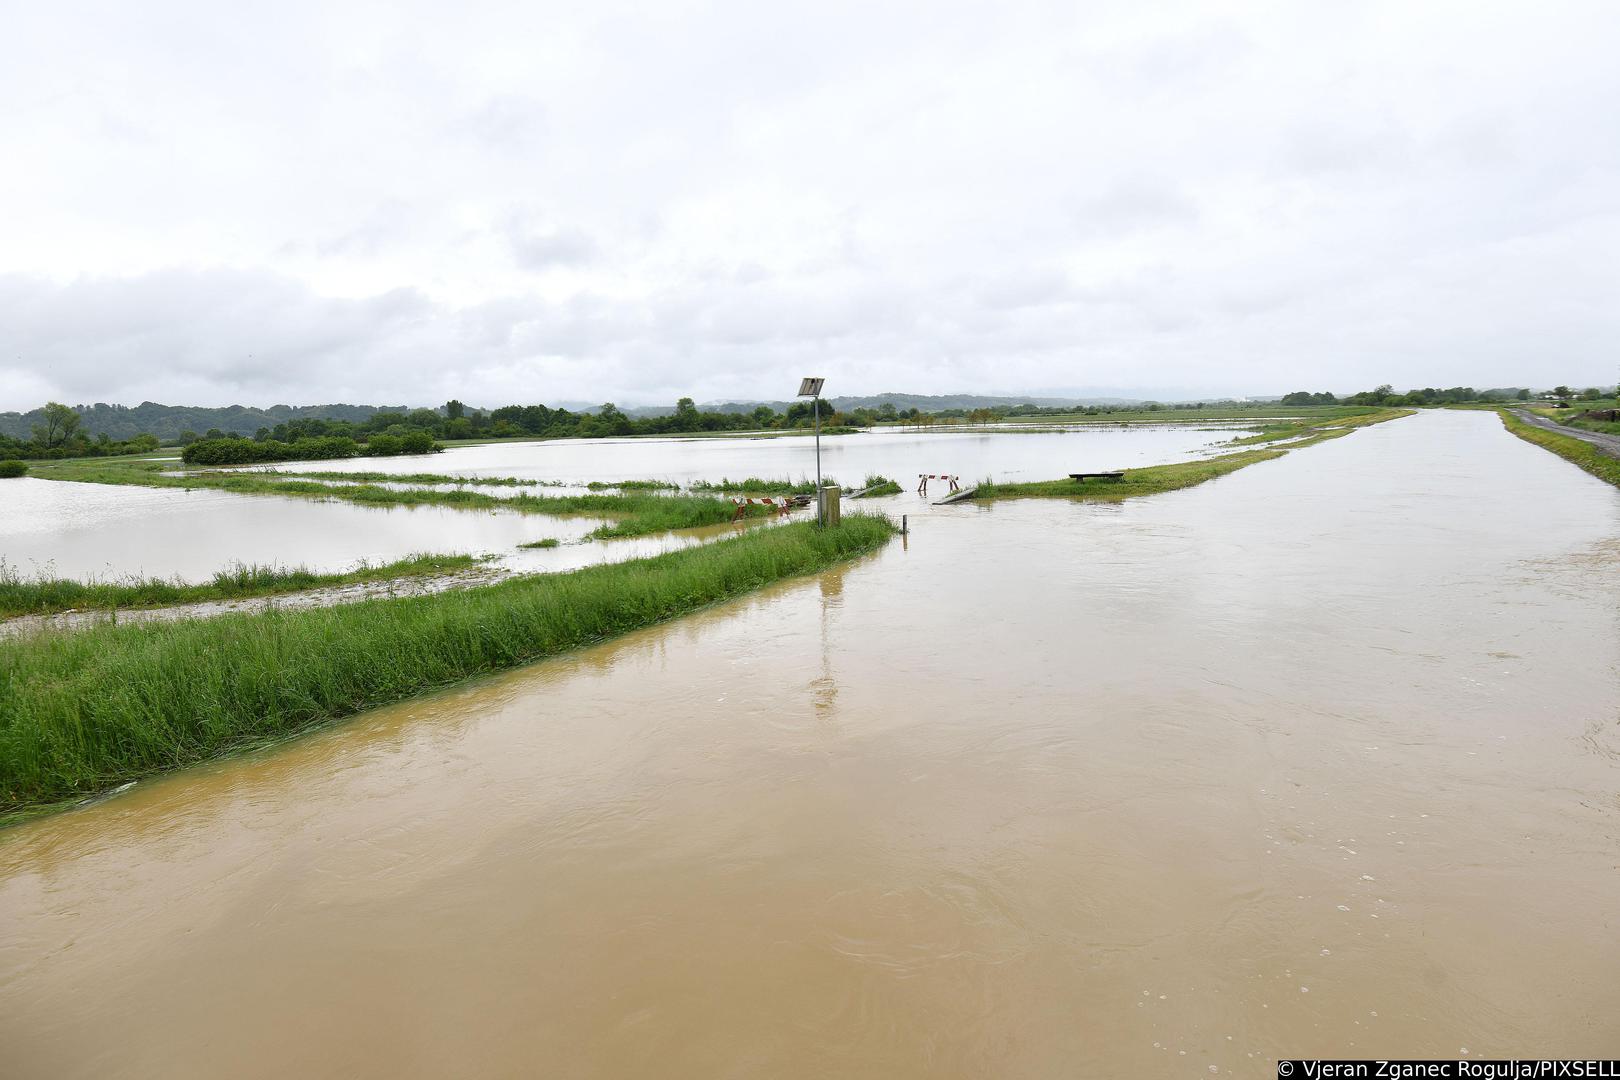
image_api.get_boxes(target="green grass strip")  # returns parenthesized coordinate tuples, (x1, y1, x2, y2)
(1499, 410, 1620, 487)
(690, 476, 830, 495)
(974, 409, 1410, 501)
(0, 516, 896, 815)
(30, 459, 764, 539)
(0, 554, 481, 619)
(259, 469, 560, 487)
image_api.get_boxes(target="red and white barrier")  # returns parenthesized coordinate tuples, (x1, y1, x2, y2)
(731, 496, 794, 521)
(916, 474, 961, 495)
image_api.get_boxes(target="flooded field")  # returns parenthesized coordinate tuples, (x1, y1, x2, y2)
(0, 478, 795, 585)
(0, 478, 560, 582)
(2, 410, 1618, 1075)
(3, 425, 1238, 584)
(289, 423, 1240, 486)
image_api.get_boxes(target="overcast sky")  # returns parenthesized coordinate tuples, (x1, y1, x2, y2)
(2, 0, 1617, 410)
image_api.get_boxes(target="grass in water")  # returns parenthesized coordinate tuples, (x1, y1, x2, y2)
(689, 477, 829, 495)
(0, 516, 896, 815)
(852, 474, 903, 497)
(585, 479, 679, 491)
(0, 554, 481, 619)
(519, 538, 562, 549)
(974, 410, 1411, 501)
(1499, 409, 1620, 487)
(258, 469, 561, 487)
(30, 458, 765, 539)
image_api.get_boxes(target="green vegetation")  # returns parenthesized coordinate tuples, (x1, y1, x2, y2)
(182, 431, 440, 465)
(0, 515, 896, 816)
(974, 410, 1411, 502)
(263, 469, 559, 487)
(519, 538, 562, 549)
(691, 477, 830, 495)
(1283, 384, 1538, 407)
(1499, 410, 1620, 488)
(0, 400, 161, 462)
(585, 479, 679, 491)
(0, 460, 26, 478)
(852, 474, 902, 497)
(29, 457, 768, 539)
(0, 554, 481, 619)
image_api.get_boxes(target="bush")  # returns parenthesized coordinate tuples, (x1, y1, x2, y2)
(182, 436, 359, 466)
(356, 431, 438, 457)
(0, 460, 27, 478)
(401, 430, 438, 454)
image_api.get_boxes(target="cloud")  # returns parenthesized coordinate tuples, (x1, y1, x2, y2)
(504, 216, 599, 270)
(0, 0, 1617, 410)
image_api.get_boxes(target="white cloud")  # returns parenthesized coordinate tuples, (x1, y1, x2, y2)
(1, 0, 1617, 409)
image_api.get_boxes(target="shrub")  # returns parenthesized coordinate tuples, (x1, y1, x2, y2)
(0, 460, 27, 478)
(401, 430, 438, 454)
(182, 436, 359, 466)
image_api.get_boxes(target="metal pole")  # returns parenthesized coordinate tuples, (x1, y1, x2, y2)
(814, 395, 823, 525)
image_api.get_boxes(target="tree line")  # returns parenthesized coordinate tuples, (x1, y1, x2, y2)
(0, 402, 161, 461)
(1281, 384, 1615, 407)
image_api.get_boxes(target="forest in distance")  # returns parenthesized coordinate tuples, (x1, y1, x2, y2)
(0, 384, 1591, 465)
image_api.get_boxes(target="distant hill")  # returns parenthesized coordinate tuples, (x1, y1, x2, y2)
(0, 402, 410, 442)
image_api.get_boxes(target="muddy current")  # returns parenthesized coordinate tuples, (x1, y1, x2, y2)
(2, 410, 1617, 1076)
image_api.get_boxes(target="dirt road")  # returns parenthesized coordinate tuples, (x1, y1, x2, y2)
(1512, 409, 1620, 456)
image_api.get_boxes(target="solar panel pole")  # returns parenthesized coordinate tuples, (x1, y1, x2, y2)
(798, 377, 826, 526)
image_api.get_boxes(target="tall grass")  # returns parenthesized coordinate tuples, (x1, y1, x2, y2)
(690, 477, 830, 495)
(261, 470, 560, 487)
(0, 554, 480, 619)
(852, 475, 902, 497)
(585, 479, 679, 491)
(0, 516, 896, 814)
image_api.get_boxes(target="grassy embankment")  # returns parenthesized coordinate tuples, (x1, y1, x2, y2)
(262, 469, 561, 487)
(263, 470, 680, 491)
(691, 477, 833, 495)
(28, 458, 769, 539)
(1498, 409, 1620, 487)
(688, 475, 900, 496)
(973, 409, 1410, 501)
(0, 554, 480, 619)
(0, 515, 896, 818)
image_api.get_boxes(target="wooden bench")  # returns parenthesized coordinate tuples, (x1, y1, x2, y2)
(1069, 471, 1125, 482)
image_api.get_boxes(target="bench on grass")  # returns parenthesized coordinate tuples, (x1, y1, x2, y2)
(1069, 471, 1125, 482)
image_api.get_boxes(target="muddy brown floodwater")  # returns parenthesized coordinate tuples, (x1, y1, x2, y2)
(2, 410, 1618, 1077)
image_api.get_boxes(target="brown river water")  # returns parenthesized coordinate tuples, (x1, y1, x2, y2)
(2, 409, 1617, 1076)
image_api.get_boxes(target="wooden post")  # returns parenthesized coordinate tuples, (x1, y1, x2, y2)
(818, 484, 840, 527)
